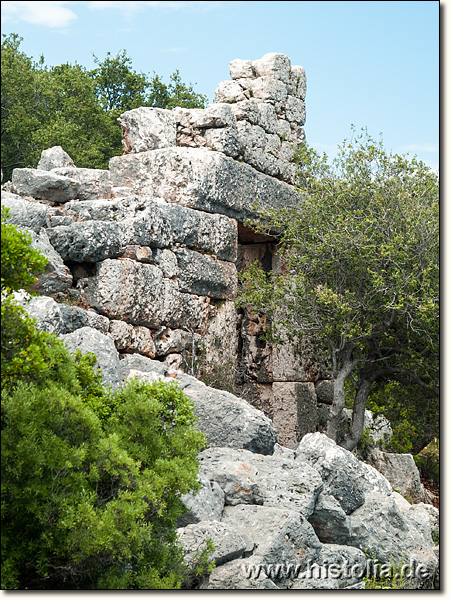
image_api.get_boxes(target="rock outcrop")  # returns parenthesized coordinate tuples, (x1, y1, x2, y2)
(1, 52, 438, 589)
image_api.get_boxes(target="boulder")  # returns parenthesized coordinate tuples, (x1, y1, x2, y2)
(37, 146, 75, 171)
(348, 492, 438, 584)
(308, 493, 352, 544)
(119, 107, 177, 153)
(367, 448, 424, 504)
(296, 432, 392, 514)
(178, 477, 225, 527)
(317, 544, 367, 589)
(12, 168, 81, 203)
(108, 147, 302, 225)
(61, 326, 121, 389)
(198, 447, 322, 518)
(221, 504, 322, 584)
(177, 520, 248, 568)
(1, 191, 48, 232)
(119, 354, 278, 455)
(200, 558, 279, 589)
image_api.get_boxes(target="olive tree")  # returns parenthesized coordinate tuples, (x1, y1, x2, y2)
(239, 130, 439, 451)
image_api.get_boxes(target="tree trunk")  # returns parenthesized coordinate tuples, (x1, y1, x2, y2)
(341, 377, 372, 451)
(326, 355, 356, 442)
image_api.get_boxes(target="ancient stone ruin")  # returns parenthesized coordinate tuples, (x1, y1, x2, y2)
(2, 53, 439, 589)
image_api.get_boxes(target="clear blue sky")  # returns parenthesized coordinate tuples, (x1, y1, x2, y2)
(1, 1, 440, 170)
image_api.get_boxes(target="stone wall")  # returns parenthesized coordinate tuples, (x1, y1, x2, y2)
(2, 52, 333, 448)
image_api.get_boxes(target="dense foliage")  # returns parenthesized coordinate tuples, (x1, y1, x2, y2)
(1, 34, 207, 181)
(239, 129, 439, 451)
(1, 212, 207, 589)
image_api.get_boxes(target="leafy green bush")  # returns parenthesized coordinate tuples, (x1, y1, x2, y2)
(1, 211, 208, 589)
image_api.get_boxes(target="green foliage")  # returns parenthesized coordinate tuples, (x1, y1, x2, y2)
(1, 35, 207, 180)
(1, 207, 47, 294)
(239, 128, 439, 450)
(1, 218, 208, 589)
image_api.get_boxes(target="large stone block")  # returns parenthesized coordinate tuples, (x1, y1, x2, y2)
(27, 228, 73, 294)
(367, 449, 425, 504)
(12, 168, 81, 203)
(47, 196, 238, 263)
(80, 258, 210, 330)
(51, 167, 111, 201)
(199, 447, 323, 518)
(37, 146, 75, 170)
(1, 191, 48, 232)
(119, 107, 177, 153)
(108, 147, 302, 225)
(174, 247, 237, 299)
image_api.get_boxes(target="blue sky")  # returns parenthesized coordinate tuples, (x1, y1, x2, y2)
(1, 1, 440, 170)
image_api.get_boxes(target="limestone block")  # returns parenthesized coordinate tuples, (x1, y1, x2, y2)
(12, 168, 81, 204)
(1, 191, 48, 232)
(37, 146, 75, 170)
(367, 449, 425, 504)
(27, 228, 73, 294)
(199, 447, 323, 518)
(203, 127, 242, 158)
(109, 320, 155, 358)
(178, 521, 248, 568)
(248, 76, 288, 103)
(271, 383, 300, 449)
(252, 52, 292, 83)
(315, 380, 334, 405)
(317, 544, 367, 589)
(285, 96, 306, 125)
(308, 493, 352, 545)
(109, 147, 302, 225)
(215, 80, 248, 103)
(119, 107, 177, 153)
(174, 247, 237, 299)
(296, 432, 392, 514)
(202, 558, 280, 589)
(178, 478, 225, 527)
(47, 197, 238, 263)
(229, 58, 255, 80)
(80, 258, 210, 330)
(174, 103, 236, 129)
(288, 65, 307, 99)
(222, 504, 322, 578)
(275, 382, 317, 442)
(153, 327, 194, 356)
(61, 326, 121, 389)
(52, 167, 112, 201)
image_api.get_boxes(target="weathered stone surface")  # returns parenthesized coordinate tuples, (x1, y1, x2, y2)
(175, 103, 236, 129)
(296, 382, 318, 440)
(215, 80, 248, 103)
(12, 168, 80, 203)
(317, 544, 367, 589)
(37, 146, 75, 171)
(296, 432, 392, 514)
(288, 65, 307, 99)
(229, 59, 255, 80)
(178, 478, 225, 527)
(315, 380, 334, 405)
(367, 448, 424, 504)
(119, 354, 278, 454)
(119, 107, 177, 153)
(308, 493, 352, 545)
(178, 520, 248, 568)
(201, 558, 279, 589)
(108, 147, 302, 225)
(27, 229, 73, 294)
(395, 501, 439, 548)
(80, 258, 210, 330)
(203, 127, 242, 158)
(284, 96, 306, 125)
(272, 443, 296, 461)
(199, 447, 323, 517)
(61, 326, 121, 389)
(152, 327, 194, 356)
(270, 383, 300, 449)
(252, 52, 292, 83)
(291, 566, 340, 589)
(1, 191, 48, 232)
(174, 247, 237, 299)
(47, 196, 238, 263)
(109, 320, 155, 357)
(51, 167, 111, 201)
(19, 294, 85, 335)
(222, 504, 322, 579)
(348, 492, 438, 582)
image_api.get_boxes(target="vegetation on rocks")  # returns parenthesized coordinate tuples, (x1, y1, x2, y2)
(1, 34, 207, 181)
(1, 212, 206, 589)
(239, 129, 439, 451)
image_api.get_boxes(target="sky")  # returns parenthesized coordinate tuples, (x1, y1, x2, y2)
(1, 1, 440, 170)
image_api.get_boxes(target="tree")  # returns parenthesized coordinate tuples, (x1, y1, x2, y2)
(239, 129, 439, 451)
(1, 214, 207, 589)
